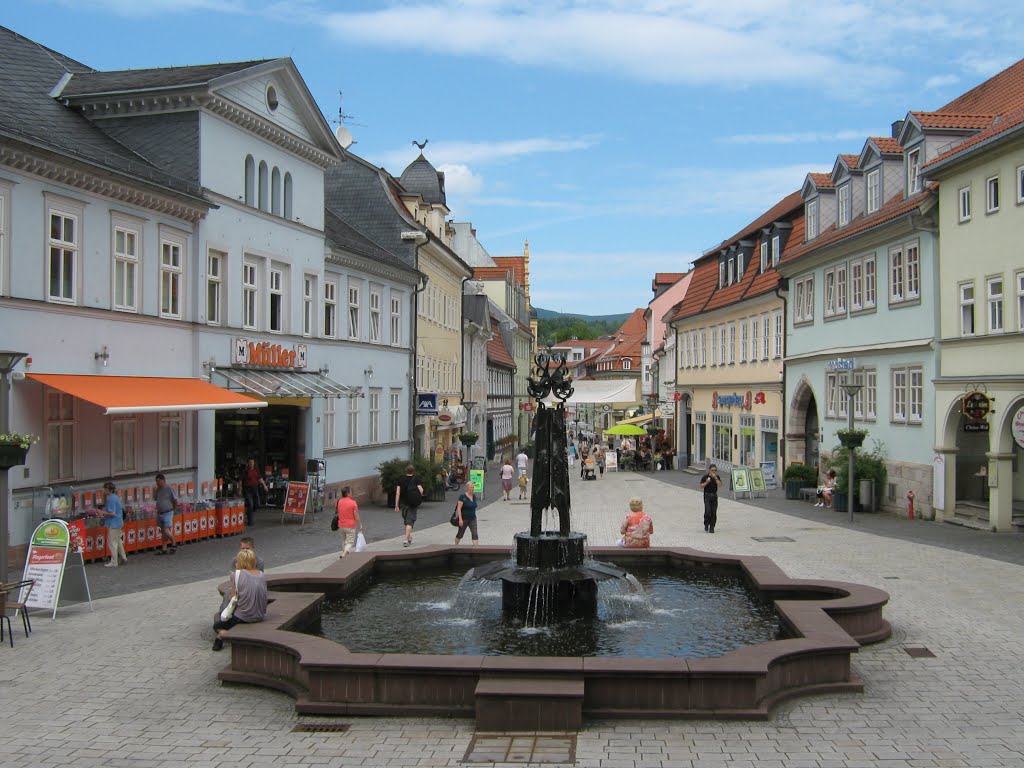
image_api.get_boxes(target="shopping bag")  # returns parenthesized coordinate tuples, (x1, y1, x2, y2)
(355, 532, 366, 552)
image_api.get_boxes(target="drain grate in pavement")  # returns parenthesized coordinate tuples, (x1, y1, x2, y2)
(291, 723, 350, 733)
(903, 646, 936, 658)
(751, 536, 795, 542)
(464, 733, 576, 764)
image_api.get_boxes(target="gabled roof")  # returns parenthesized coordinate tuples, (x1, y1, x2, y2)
(492, 256, 526, 287)
(924, 104, 1024, 173)
(866, 136, 903, 155)
(937, 56, 1024, 115)
(839, 154, 860, 170)
(706, 190, 804, 253)
(59, 60, 271, 96)
(652, 272, 686, 289)
(909, 111, 995, 131)
(806, 172, 835, 190)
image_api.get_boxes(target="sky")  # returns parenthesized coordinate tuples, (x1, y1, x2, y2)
(5, 1, 1024, 315)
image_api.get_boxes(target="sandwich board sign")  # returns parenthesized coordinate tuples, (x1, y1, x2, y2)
(22, 519, 93, 619)
(282, 481, 311, 525)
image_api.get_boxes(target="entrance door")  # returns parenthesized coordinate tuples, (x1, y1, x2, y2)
(955, 413, 989, 502)
(804, 396, 819, 472)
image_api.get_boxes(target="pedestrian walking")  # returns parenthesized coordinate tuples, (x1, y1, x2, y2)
(241, 457, 268, 527)
(454, 481, 480, 545)
(99, 481, 127, 567)
(698, 464, 721, 533)
(153, 473, 178, 555)
(394, 464, 423, 547)
(597, 444, 606, 477)
(500, 458, 515, 500)
(518, 471, 529, 499)
(336, 486, 362, 557)
(516, 447, 529, 478)
(568, 441, 578, 468)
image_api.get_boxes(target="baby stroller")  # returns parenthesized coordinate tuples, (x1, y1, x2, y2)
(582, 457, 597, 480)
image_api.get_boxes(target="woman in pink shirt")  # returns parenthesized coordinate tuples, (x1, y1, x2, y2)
(336, 486, 362, 557)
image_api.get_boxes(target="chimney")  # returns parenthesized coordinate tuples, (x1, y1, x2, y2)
(891, 119, 904, 139)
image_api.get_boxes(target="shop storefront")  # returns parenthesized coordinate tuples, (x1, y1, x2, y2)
(688, 385, 783, 482)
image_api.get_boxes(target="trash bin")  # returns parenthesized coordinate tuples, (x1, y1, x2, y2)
(859, 479, 875, 512)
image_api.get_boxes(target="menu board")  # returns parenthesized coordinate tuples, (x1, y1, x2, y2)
(282, 481, 310, 522)
(469, 469, 485, 496)
(731, 468, 751, 496)
(749, 468, 767, 494)
(21, 519, 92, 618)
(605, 452, 618, 471)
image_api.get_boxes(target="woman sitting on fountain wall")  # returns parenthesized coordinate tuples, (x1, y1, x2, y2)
(212, 548, 267, 651)
(454, 480, 480, 545)
(619, 497, 654, 548)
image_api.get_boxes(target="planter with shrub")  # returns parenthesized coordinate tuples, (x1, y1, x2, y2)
(783, 462, 818, 500)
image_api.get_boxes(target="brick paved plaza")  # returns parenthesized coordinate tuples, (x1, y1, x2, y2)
(2, 468, 1022, 767)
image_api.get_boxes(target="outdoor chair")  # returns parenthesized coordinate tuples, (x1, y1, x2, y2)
(1, 579, 34, 641)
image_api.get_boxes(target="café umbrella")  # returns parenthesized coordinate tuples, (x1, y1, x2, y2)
(603, 423, 649, 436)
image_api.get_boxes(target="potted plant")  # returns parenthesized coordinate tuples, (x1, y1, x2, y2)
(830, 440, 887, 512)
(376, 457, 410, 508)
(0, 431, 37, 471)
(783, 462, 818, 500)
(836, 427, 869, 450)
(413, 455, 447, 501)
(457, 431, 479, 447)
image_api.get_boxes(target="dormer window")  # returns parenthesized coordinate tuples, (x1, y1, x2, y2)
(759, 241, 768, 272)
(805, 199, 819, 240)
(867, 169, 881, 213)
(727, 257, 735, 285)
(771, 235, 780, 266)
(719, 261, 726, 288)
(737, 252, 744, 280)
(907, 148, 921, 194)
(838, 184, 851, 227)
(622, 359, 631, 370)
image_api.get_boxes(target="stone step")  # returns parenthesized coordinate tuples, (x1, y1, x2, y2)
(475, 675, 584, 732)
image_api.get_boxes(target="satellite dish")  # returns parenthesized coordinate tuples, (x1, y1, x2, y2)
(335, 125, 353, 149)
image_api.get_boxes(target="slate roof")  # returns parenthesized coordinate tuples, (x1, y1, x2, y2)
(59, 60, 272, 96)
(0, 25, 206, 202)
(324, 208, 416, 275)
(399, 153, 446, 207)
(937, 56, 1024, 115)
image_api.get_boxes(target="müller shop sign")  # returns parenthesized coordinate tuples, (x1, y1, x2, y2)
(233, 337, 308, 368)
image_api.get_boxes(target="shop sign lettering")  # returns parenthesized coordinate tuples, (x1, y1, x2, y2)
(827, 358, 856, 371)
(1013, 406, 1024, 450)
(712, 391, 755, 410)
(233, 338, 307, 368)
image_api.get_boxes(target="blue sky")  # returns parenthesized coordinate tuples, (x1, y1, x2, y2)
(6, 1, 1024, 314)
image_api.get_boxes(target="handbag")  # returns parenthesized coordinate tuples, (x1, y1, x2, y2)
(450, 509, 460, 526)
(331, 513, 339, 531)
(220, 571, 239, 621)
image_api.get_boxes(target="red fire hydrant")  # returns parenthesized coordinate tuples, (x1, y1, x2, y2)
(907, 490, 915, 520)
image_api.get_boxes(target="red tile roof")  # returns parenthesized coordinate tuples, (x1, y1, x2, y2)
(653, 272, 686, 288)
(807, 172, 834, 189)
(937, 57, 1024, 116)
(911, 111, 996, 130)
(839, 154, 860, 169)
(486, 329, 514, 368)
(492, 256, 526, 286)
(473, 266, 513, 281)
(867, 137, 903, 154)
(711, 190, 804, 252)
(924, 104, 1024, 171)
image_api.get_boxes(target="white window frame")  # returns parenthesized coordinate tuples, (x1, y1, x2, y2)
(838, 183, 851, 226)
(46, 391, 76, 482)
(390, 294, 402, 346)
(865, 369, 877, 420)
(368, 389, 381, 443)
(112, 221, 139, 312)
(728, 323, 736, 364)
(867, 169, 880, 213)
(986, 175, 1000, 214)
(323, 397, 336, 450)
(909, 368, 924, 423)
(718, 324, 726, 366)
(369, 288, 382, 343)
(771, 235, 780, 266)
(891, 368, 908, 423)
(268, 266, 284, 334)
(727, 257, 735, 286)
(1017, 165, 1024, 205)
(348, 283, 361, 340)
(759, 240, 768, 272)
(889, 245, 905, 303)
(347, 395, 359, 446)
(905, 242, 919, 301)
(1017, 271, 1024, 333)
(864, 256, 877, 308)
(622, 358, 632, 370)
(805, 199, 819, 240)
(761, 314, 770, 360)
(737, 252, 744, 281)
(987, 276, 1004, 333)
(794, 276, 814, 324)
(700, 330, 707, 367)
(206, 250, 224, 326)
(773, 311, 783, 358)
(390, 389, 402, 442)
(907, 148, 921, 194)
(242, 259, 259, 330)
(159, 412, 183, 469)
(824, 268, 837, 317)
(750, 318, 758, 362)
(159, 235, 184, 319)
(719, 261, 726, 289)
(740, 320, 748, 362)
(302, 274, 315, 337)
(324, 279, 338, 338)
(959, 186, 972, 222)
(47, 205, 80, 305)
(111, 415, 138, 475)
(959, 282, 975, 336)
(835, 263, 847, 314)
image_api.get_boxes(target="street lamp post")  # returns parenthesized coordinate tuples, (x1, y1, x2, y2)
(0, 351, 29, 582)
(839, 382, 864, 523)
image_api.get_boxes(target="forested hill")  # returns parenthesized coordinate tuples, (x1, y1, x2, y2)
(533, 307, 633, 345)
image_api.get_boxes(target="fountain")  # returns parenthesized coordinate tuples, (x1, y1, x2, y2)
(473, 347, 628, 621)
(215, 348, 892, 729)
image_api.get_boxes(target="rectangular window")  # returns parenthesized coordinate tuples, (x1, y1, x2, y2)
(988, 276, 1004, 333)
(711, 413, 733, 463)
(323, 397, 336, 450)
(1017, 272, 1024, 332)
(348, 283, 361, 339)
(806, 199, 818, 240)
(160, 239, 183, 319)
(207, 250, 223, 325)
(368, 390, 381, 443)
(728, 323, 736, 364)
(851, 260, 863, 310)
(864, 256, 876, 308)
(892, 369, 908, 422)
(46, 391, 75, 481)
(824, 269, 836, 316)
(390, 295, 402, 346)
(324, 279, 337, 338)
(1018, 165, 1024, 204)
(773, 311, 783, 358)
(959, 186, 972, 222)
(889, 245, 905, 302)
(826, 373, 839, 418)
(838, 184, 851, 226)
(852, 370, 865, 418)
(737, 252, 744, 280)
(759, 241, 768, 272)
(762, 314, 770, 360)
(750, 318, 758, 362)
(113, 225, 138, 311)
(771, 235, 780, 266)
(986, 175, 1000, 213)
(302, 275, 315, 337)
(369, 289, 382, 343)
(867, 169, 880, 213)
(347, 395, 359, 446)
(710, 327, 717, 366)
(905, 243, 919, 300)
(865, 370, 877, 419)
(111, 416, 137, 474)
(960, 282, 975, 335)
(909, 368, 924, 423)
(727, 257, 735, 285)
(268, 267, 284, 333)
(691, 331, 698, 369)
(719, 261, 726, 289)
(719, 324, 726, 365)
(740, 320, 748, 362)
(700, 330, 707, 367)
(242, 260, 258, 330)
(390, 390, 401, 442)
(835, 263, 847, 314)
(794, 276, 814, 323)
(48, 210, 78, 303)
(159, 412, 182, 469)
(907, 148, 921, 194)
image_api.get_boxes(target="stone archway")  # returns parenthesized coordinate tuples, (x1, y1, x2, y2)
(786, 377, 819, 469)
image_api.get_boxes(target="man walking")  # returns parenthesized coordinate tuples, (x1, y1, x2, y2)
(516, 447, 529, 478)
(100, 481, 127, 567)
(698, 464, 721, 533)
(241, 457, 267, 527)
(394, 464, 424, 547)
(154, 473, 178, 555)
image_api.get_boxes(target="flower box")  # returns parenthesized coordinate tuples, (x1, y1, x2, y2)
(0, 444, 28, 470)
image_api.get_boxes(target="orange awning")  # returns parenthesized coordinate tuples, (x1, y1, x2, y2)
(27, 373, 267, 415)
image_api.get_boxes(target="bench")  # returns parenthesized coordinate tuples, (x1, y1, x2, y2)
(475, 676, 584, 731)
(799, 487, 819, 503)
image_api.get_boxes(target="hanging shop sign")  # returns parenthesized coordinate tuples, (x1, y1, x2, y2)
(1013, 406, 1024, 449)
(233, 337, 308, 368)
(519, 402, 534, 411)
(673, 391, 682, 401)
(416, 393, 439, 415)
(962, 391, 991, 422)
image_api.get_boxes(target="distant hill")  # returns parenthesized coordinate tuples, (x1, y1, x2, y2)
(533, 306, 632, 325)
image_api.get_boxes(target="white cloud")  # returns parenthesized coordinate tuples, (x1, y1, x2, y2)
(437, 163, 484, 197)
(923, 74, 960, 90)
(380, 136, 600, 172)
(60, 0, 245, 16)
(718, 129, 877, 145)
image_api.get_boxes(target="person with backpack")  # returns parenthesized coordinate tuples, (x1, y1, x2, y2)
(394, 464, 424, 547)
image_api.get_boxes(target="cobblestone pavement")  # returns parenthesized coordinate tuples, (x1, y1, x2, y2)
(2, 467, 1023, 767)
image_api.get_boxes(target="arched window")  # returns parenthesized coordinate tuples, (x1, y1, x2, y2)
(258, 161, 269, 211)
(271, 167, 281, 215)
(283, 172, 293, 219)
(244, 155, 255, 206)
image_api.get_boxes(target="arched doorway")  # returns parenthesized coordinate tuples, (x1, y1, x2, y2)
(787, 378, 819, 470)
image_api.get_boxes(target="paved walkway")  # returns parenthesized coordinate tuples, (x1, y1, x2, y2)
(2, 467, 1023, 767)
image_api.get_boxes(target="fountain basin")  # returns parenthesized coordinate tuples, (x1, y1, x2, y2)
(217, 545, 890, 727)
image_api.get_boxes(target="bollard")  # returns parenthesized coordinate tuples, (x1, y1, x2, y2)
(907, 490, 915, 520)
